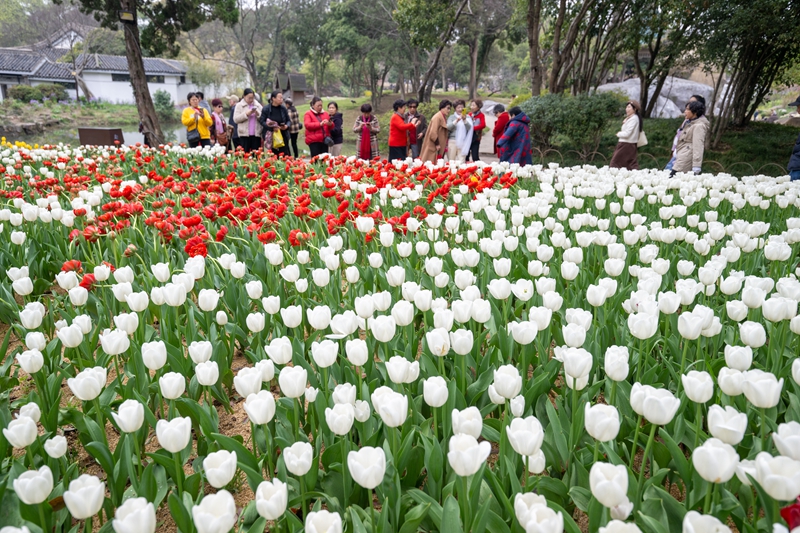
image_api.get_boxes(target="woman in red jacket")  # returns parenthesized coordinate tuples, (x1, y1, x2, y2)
(466, 99, 485, 161)
(492, 104, 510, 156)
(304, 96, 331, 157)
(388, 99, 418, 161)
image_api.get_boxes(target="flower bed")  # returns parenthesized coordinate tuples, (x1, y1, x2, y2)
(0, 141, 799, 533)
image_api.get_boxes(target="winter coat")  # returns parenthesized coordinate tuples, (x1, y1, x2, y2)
(672, 115, 709, 173)
(497, 112, 533, 165)
(304, 110, 331, 145)
(329, 112, 344, 144)
(233, 100, 264, 138)
(788, 131, 800, 172)
(258, 103, 291, 135)
(420, 110, 449, 162)
(287, 106, 303, 134)
(616, 114, 641, 143)
(492, 112, 510, 155)
(181, 106, 213, 140)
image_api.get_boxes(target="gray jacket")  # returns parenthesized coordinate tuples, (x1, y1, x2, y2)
(672, 115, 709, 173)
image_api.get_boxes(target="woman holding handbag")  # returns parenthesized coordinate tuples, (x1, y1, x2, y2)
(609, 100, 643, 170)
(210, 99, 230, 149)
(182, 92, 213, 148)
(304, 96, 331, 157)
(259, 90, 291, 157)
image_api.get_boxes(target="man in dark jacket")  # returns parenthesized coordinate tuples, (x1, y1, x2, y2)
(496, 106, 532, 165)
(787, 95, 800, 181)
(259, 90, 291, 157)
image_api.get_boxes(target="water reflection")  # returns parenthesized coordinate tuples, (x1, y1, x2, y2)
(12, 126, 187, 147)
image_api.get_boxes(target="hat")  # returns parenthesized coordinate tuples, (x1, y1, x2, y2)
(227, 94, 239, 103)
(627, 100, 641, 113)
(788, 95, 800, 107)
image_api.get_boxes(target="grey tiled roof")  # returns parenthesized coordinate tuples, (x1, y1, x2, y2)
(79, 54, 187, 74)
(0, 49, 46, 75)
(30, 61, 74, 80)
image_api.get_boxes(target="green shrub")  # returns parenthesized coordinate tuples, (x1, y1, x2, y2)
(8, 85, 43, 102)
(509, 92, 532, 108)
(519, 91, 624, 158)
(36, 83, 69, 101)
(153, 90, 177, 123)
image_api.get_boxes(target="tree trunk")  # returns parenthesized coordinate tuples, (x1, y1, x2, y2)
(527, 0, 543, 96)
(120, 0, 163, 145)
(468, 35, 479, 100)
(399, 70, 406, 99)
(416, 0, 470, 101)
(441, 64, 447, 92)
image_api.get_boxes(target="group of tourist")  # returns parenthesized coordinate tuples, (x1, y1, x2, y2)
(181, 90, 536, 165)
(608, 94, 711, 176)
(182, 89, 800, 180)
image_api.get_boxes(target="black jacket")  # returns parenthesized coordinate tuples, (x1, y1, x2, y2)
(789, 131, 800, 172)
(329, 112, 344, 144)
(258, 104, 291, 133)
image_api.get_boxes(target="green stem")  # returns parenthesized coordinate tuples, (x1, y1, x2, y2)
(251, 422, 259, 458)
(693, 403, 703, 453)
(294, 398, 301, 441)
(635, 424, 658, 512)
(263, 424, 274, 479)
(370, 493, 377, 533)
(593, 440, 600, 463)
(460, 474, 471, 532)
(38, 504, 47, 533)
(703, 482, 713, 514)
(461, 354, 467, 392)
(84, 515, 93, 533)
(300, 476, 307, 520)
(26, 446, 36, 468)
(629, 415, 642, 470)
(609, 380, 617, 406)
(131, 433, 144, 478)
(433, 407, 438, 442)
(678, 340, 690, 395)
(93, 398, 105, 439)
(760, 407, 768, 451)
(342, 436, 349, 507)
(173, 452, 184, 496)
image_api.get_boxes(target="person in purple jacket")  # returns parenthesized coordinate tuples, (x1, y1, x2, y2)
(497, 106, 532, 165)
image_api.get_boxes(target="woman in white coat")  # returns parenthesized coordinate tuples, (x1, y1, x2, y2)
(609, 100, 642, 170)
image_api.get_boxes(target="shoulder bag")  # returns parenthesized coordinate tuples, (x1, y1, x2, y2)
(187, 115, 201, 144)
(314, 112, 334, 146)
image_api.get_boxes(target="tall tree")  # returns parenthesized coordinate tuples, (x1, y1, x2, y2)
(395, 0, 472, 101)
(183, 0, 292, 93)
(285, 0, 334, 95)
(456, 0, 515, 99)
(58, 0, 238, 144)
(545, 0, 596, 94)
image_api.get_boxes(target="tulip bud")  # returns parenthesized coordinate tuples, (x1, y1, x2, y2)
(773, 421, 800, 461)
(347, 447, 386, 490)
(188, 341, 213, 364)
(641, 387, 681, 425)
(112, 399, 145, 433)
(159, 372, 186, 400)
(13, 465, 53, 505)
(742, 369, 783, 408)
(16, 349, 43, 374)
(192, 490, 237, 533)
(311, 340, 339, 368)
(345, 339, 368, 366)
(203, 450, 238, 489)
(63, 474, 105, 520)
(196, 361, 219, 386)
(255, 479, 288, 520)
(325, 403, 355, 435)
(584, 403, 620, 442)
(682, 371, 714, 403)
(113, 497, 156, 533)
(506, 416, 544, 456)
(278, 366, 307, 398)
(67, 366, 107, 401)
(682, 511, 731, 533)
(448, 434, 491, 477)
(234, 367, 262, 398)
(452, 406, 482, 438)
(141, 340, 167, 371)
(156, 417, 192, 453)
(243, 391, 276, 425)
(306, 510, 343, 533)
(423, 376, 449, 407)
(590, 462, 629, 508)
(707, 404, 747, 445)
(692, 438, 738, 483)
(283, 441, 314, 476)
(44, 435, 67, 458)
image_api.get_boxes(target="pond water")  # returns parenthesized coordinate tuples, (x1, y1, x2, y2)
(10, 126, 187, 147)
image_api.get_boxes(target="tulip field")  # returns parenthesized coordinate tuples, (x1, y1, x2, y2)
(1, 140, 800, 533)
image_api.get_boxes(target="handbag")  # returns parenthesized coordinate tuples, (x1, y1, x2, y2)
(273, 129, 285, 148)
(313, 111, 334, 146)
(187, 128, 200, 144)
(637, 130, 648, 148)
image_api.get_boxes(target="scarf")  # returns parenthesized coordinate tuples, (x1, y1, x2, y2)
(455, 118, 473, 157)
(213, 113, 224, 135)
(360, 115, 372, 159)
